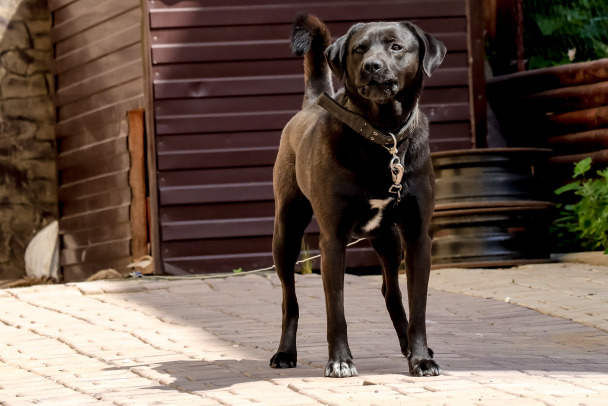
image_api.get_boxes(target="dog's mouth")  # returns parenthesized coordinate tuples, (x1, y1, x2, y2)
(358, 80, 399, 103)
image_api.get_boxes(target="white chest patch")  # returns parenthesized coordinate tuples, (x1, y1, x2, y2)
(361, 197, 393, 232)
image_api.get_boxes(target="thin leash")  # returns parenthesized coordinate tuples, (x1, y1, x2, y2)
(137, 238, 367, 281)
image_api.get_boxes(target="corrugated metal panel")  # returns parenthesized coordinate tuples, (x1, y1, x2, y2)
(147, 0, 477, 274)
(50, 0, 146, 281)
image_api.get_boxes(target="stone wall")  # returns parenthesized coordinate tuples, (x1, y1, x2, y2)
(0, 0, 57, 279)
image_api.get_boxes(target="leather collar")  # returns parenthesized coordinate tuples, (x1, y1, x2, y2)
(317, 92, 414, 148)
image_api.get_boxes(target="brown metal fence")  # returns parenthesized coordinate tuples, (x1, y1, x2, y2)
(145, 0, 484, 274)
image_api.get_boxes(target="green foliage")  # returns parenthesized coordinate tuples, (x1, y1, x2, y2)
(524, 0, 608, 69)
(552, 158, 608, 253)
(299, 237, 314, 274)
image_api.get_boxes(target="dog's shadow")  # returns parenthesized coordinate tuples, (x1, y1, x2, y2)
(111, 358, 326, 393)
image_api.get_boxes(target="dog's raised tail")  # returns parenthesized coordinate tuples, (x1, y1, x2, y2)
(291, 15, 333, 107)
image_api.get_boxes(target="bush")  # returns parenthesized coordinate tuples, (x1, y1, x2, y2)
(552, 158, 608, 253)
(524, 0, 608, 69)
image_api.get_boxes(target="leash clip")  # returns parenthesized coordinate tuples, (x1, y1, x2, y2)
(387, 133, 404, 202)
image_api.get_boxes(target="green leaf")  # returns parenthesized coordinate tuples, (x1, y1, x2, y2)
(233, 267, 243, 273)
(573, 157, 592, 178)
(555, 182, 580, 195)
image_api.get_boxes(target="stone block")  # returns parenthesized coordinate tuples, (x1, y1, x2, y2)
(0, 21, 30, 50)
(2, 73, 48, 99)
(0, 50, 31, 75)
(0, 118, 37, 140)
(34, 122, 54, 141)
(2, 96, 54, 121)
(26, 49, 51, 75)
(13, 136, 54, 160)
(14, 0, 52, 21)
(25, 19, 51, 50)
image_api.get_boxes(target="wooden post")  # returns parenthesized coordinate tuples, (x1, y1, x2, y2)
(127, 109, 149, 261)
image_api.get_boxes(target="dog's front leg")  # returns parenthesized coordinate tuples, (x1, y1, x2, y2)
(319, 234, 358, 377)
(402, 231, 441, 376)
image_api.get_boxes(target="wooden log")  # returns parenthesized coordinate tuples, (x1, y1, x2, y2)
(545, 106, 608, 131)
(487, 58, 608, 97)
(522, 81, 608, 114)
(549, 149, 608, 166)
(545, 129, 608, 153)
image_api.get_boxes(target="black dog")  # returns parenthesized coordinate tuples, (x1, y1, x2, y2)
(270, 15, 445, 377)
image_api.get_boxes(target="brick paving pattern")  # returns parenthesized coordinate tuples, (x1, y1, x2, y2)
(1, 263, 607, 405)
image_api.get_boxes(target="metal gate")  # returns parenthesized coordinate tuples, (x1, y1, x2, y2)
(145, 0, 484, 274)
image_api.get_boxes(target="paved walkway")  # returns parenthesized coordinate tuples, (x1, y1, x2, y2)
(1, 262, 607, 405)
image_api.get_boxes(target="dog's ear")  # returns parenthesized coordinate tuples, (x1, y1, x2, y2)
(402, 22, 446, 77)
(325, 23, 365, 80)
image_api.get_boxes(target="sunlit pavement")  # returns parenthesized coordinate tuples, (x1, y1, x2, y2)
(1, 262, 607, 405)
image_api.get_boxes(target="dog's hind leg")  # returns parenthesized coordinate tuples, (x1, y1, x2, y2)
(370, 226, 410, 357)
(269, 178, 313, 369)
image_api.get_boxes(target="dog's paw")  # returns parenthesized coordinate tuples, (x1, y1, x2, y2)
(270, 352, 297, 368)
(408, 357, 441, 377)
(324, 360, 358, 378)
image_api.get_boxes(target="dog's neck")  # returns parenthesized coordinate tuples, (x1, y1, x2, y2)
(344, 89, 421, 135)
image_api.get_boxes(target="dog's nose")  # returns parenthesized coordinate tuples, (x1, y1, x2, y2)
(363, 59, 383, 74)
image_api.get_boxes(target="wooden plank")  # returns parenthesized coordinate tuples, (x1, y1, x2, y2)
(56, 60, 143, 106)
(53, 24, 141, 75)
(61, 188, 132, 218)
(128, 109, 149, 259)
(59, 203, 131, 233)
(55, 7, 141, 57)
(60, 151, 130, 184)
(58, 171, 130, 201)
(56, 96, 145, 136)
(62, 222, 133, 249)
(58, 135, 128, 170)
(62, 256, 132, 282)
(52, 0, 139, 42)
(49, 0, 79, 12)
(61, 238, 131, 266)
(58, 79, 144, 120)
(149, 0, 466, 28)
(56, 44, 142, 89)
(58, 120, 128, 152)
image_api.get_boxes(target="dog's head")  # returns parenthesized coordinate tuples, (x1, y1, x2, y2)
(325, 22, 446, 104)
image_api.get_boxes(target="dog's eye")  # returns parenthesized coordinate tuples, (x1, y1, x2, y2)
(391, 44, 403, 51)
(353, 46, 366, 54)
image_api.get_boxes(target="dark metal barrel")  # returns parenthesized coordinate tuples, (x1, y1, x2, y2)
(431, 148, 554, 268)
(432, 148, 552, 210)
(431, 203, 553, 268)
